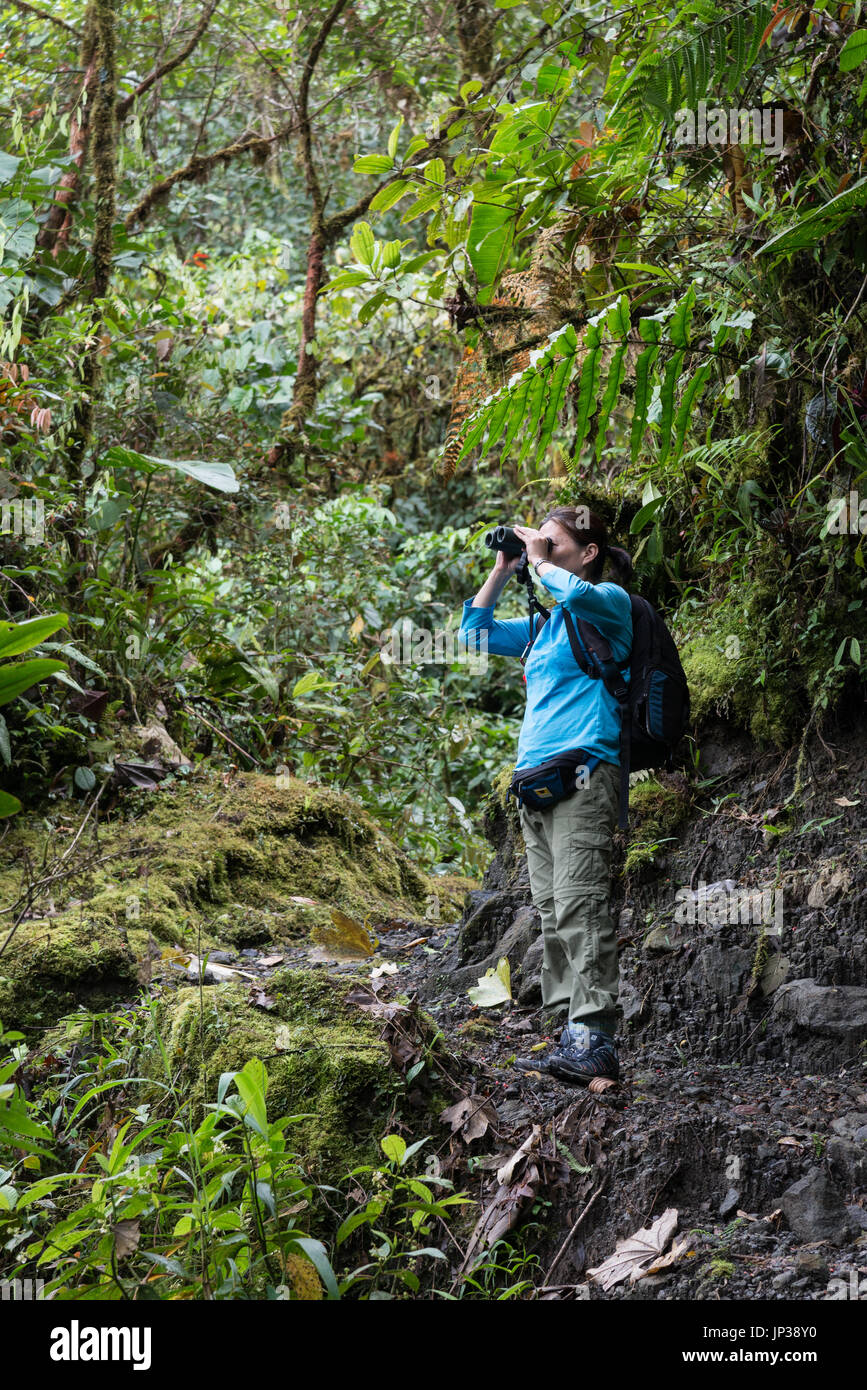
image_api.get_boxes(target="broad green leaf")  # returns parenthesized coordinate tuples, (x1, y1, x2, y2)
(0, 199, 37, 262)
(39, 641, 105, 677)
(289, 1237, 340, 1300)
(368, 180, 409, 213)
(101, 446, 239, 493)
(352, 155, 394, 176)
(381, 1134, 407, 1164)
(669, 286, 695, 350)
(324, 271, 371, 290)
(400, 186, 443, 222)
(0, 658, 66, 707)
(672, 359, 714, 462)
(499, 378, 530, 460)
(839, 29, 867, 71)
(656, 350, 685, 465)
(0, 152, 21, 186)
(515, 374, 548, 468)
(483, 391, 515, 456)
(0, 613, 68, 659)
(424, 158, 445, 186)
(234, 1058, 268, 1135)
(467, 956, 512, 1007)
(536, 58, 572, 95)
(630, 496, 665, 533)
(535, 349, 576, 464)
(595, 340, 627, 460)
(0, 789, 21, 818)
(349, 221, 376, 265)
(292, 670, 334, 697)
(572, 312, 605, 454)
(630, 341, 661, 461)
(387, 116, 403, 159)
(358, 288, 387, 324)
(756, 178, 867, 257)
(467, 198, 514, 294)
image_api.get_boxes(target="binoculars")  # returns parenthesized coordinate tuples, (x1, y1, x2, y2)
(484, 525, 553, 561)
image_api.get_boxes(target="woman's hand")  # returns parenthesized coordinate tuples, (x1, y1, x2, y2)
(492, 547, 525, 576)
(513, 525, 552, 566)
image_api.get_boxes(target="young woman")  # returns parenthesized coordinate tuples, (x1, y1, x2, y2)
(459, 507, 633, 1084)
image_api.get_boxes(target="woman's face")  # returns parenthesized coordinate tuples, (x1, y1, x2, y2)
(539, 519, 598, 580)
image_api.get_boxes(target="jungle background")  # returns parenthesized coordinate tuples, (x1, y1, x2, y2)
(0, 0, 866, 1304)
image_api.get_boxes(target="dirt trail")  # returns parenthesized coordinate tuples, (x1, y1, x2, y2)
(240, 715, 867, 1298)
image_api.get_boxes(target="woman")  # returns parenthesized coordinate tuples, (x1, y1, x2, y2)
(459, 507, 633, 1084)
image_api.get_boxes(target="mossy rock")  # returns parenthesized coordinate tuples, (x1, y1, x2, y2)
(425, 873, 480, 923)
(0, 916, 138, 1035)
(681, 627, 793, 747)
(144, 969, 393, 1173)
(0, 772, 443, 1008)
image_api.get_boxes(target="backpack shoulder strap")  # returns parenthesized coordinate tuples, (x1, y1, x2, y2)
(561, 607, 632, 831)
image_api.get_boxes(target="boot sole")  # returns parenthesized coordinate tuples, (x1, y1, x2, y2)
(547, 1059, 619, 1086)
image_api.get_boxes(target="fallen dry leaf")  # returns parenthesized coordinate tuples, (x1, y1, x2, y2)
(371, 961, 398, 978)
(640, 1235, 693, 1278)
(260, 954, 284, 968)
(112, 1219, 141, 1260)
(587, 1207, 679, 1291)
(497, 1125, 541, 1187)
(833, 796, 860, 807)
(311, 908, 376, 958)
(588, 1077, 617, 1094)
(248, 985, 276, 1011)
(440, 1095, 497, 1144)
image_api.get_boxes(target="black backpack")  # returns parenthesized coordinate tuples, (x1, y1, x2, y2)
(530, 595, 690, 829)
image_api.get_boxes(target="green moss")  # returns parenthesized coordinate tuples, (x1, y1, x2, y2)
(0, 771, 441, 1000)
(681, 628, 791, 747)
(491, 761, 517, 812)
(0, 916, 138, 1035)
(625, 777, 692, 874)
(426, 873, 480, 922)
(146, 971, 393, 1172)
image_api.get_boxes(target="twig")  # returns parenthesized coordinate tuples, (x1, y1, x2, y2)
(116, 0, 221, 122)
(181, 703, 261, 766)
(544, 1182, 605, 1284)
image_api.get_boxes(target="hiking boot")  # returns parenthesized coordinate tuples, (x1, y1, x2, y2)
(546, 1023, 620, 1084)
(513, 1021, 573, 1075)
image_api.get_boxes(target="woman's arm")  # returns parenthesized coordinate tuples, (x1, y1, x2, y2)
(459, 550, 533, 658)
(533, 561, 630, 630)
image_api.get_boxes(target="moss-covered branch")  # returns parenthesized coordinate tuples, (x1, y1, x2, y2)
(124, 123, 294, 230)
(6, 0, 81, 39)
(66, 0, 117, 480)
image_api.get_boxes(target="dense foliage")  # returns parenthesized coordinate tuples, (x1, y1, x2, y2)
(1, 0, 866, 1299)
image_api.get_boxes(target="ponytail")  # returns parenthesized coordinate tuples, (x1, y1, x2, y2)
(605, 544, 634, 588)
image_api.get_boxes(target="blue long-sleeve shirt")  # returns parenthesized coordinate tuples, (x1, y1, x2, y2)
(458, 565, 632, 771)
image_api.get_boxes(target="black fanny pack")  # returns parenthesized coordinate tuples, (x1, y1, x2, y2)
(507, 748, 601, 812)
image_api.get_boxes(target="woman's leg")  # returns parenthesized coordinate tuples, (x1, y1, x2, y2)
(549, 760, 620, 1035)
(517, 803, 570, 1016)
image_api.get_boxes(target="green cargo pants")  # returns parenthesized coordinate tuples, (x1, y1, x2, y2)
(517, 759, 620, 1035)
